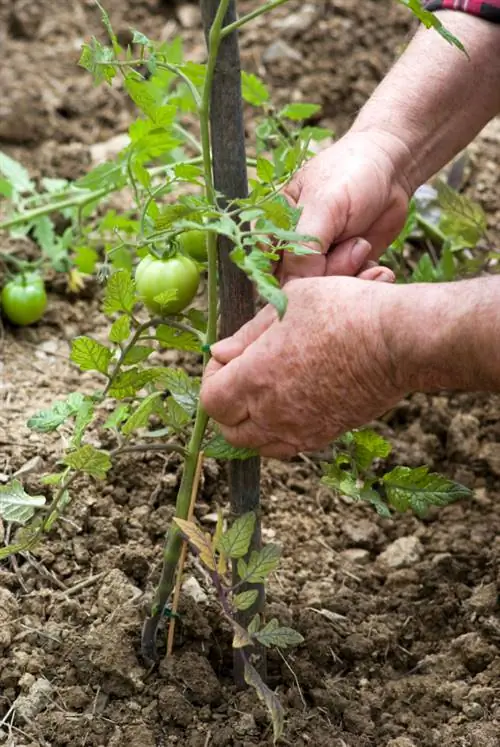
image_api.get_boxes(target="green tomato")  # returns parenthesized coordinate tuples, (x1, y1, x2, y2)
(1, 273, 47, 326)
(135, 254, 200, 315)
(178, 229, 207, 263)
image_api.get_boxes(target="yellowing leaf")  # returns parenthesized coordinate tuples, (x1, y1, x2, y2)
(232, 622, 253, 649)
(244, 661, 284, 744)
(174, 518, 216, 570)
(63, 445, 111, 479)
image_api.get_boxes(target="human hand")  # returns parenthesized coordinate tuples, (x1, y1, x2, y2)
(279, 130, 412, 283)
(201, 276, 405, 458)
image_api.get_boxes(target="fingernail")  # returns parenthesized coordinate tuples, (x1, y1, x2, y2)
(351, 239, 372, 270)
(374, 269, 394, 283)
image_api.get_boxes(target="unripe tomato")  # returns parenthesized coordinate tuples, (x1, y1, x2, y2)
(134, 254, 200, 315)
(1, 273, 47, 326)
(178, 229, 207, 263)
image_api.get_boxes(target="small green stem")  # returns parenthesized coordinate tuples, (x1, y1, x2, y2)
(416, 214, 447, 246)
(220, 0, 292, 38)
(0, 188, 110, 231)
(103, 318, 153, 396)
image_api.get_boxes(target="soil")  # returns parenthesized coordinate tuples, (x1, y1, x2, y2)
(0, 1, 499, 746)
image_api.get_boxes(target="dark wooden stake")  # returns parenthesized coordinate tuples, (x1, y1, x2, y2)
(200, 0, 265, 684)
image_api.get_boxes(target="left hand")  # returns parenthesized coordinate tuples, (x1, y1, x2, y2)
(200, 276, 404, 458)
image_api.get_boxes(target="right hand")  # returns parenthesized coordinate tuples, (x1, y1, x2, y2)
(278, 129, 413, 283)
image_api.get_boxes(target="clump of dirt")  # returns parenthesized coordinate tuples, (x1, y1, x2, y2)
(0, 1, 499, 746)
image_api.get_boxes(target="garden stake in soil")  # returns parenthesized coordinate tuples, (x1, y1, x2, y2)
(201, 0, 265, 685)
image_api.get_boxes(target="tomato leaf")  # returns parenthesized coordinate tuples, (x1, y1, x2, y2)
(27, 392, 86, 432)
(162, 369, 200, 416)
(63, 445, 111, 479)
(0, 481, 46, 525)
(71, 337, 112, 375)
(122, 392, 163, 435)
(237, 544, 281, 584)
(109, 315, 131, 343)
(0, 152, 34, 193)
(173, 518, 216, 570)
(204, 434, 258, 460)
(382, 466, 471, 517)
(219, 512, 256, 559)
(244, 661, 284, 744)
(254, 620, 304, 649)
(241, 72, 269, 106)
(103, 269, 135, 314)
(279, 103, 321, 121)
(122, 345, 155, 365)
(233, 590, 259, 611)
(156, 324, 201, 352)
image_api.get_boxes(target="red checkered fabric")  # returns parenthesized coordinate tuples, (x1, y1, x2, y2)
(424, 0, 500, 22)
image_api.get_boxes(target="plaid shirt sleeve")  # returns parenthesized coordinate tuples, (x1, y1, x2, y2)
(424, 0, 500, 23)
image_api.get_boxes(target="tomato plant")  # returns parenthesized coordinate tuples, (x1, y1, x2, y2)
(1, 272, 47, 326)
(0, 1, 473, 741)
(135, 253, 200, 314)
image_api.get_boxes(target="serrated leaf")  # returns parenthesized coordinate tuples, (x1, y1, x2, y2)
(156, 324, 201, 352)
(241, 72, 269, 106)
(41, 472, 65, 486)
(230, 246, 287, 318)
(397, 0, 467, 52)
(248, 613, 261, 634)
(109, 315, 131, 343)
(0, 481, 46, 524)
(131, 29, 150, 45)
(163, 396, 191, 431)
(219, 512, 256, 559)
(0, 151, 34, 193)
(244, 661, 284, 744)
(321, 462, 391, 517)
(279, 103, 321, 121)
(72, 399, 95, 447)
(233, 590, 258, 611)
(173, 518, 216, 570)
(256, 157, 274, 184)
(122, 392, 163, 435)
(254, 620, 304, 649)
(204, 434, 258, 461)
(27, 392, 86, 432)
(383, 466, 471, 517)
(350, 429, 392, 470)
(152, 288, 178, 309)
(103, 404, 131, 430)
(71, 337, 112, 375)
(75, 161, 125, 191)
(122, 345, 154, 365)
(103, 269, 135, 314)
(74, 245, 99, 275)
(237, 544, 281, 584)
(63, 445, 111, 479)
(162, 369, 199, 416)
(125, 78, 158, 121)
(108, 367, 165, 398)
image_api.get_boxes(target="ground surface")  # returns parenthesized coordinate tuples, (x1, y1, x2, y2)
(0, 1, 499, 746)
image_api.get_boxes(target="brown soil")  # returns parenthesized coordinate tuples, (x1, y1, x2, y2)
(0, 2, 499, 746)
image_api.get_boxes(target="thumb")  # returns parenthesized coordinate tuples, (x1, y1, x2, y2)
(210, 304, 277, 364)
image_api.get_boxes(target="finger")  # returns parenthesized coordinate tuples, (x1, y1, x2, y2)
(260, 441, 298, 459)
(324, 237, 374, 276)
(210, 305, 277, 364)
(280, 199, 333, 282)
(219, 420, 272, 450)
(357, 266, 395, 282)
(200, 356, 249, 427)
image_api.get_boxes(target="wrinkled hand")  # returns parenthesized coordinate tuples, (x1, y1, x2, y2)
(201, 277, 405, 458)
(279, 130, 411, 282)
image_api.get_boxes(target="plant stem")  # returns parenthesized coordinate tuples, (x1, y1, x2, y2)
(111, 442, 186, 458)
(416, 214, 447, 245)
(141, 0, 231, 664)
(0, 188, 110, 231)
(220, 0, 292, 38)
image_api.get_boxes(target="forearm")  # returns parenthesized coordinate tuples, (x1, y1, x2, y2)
(384, 278, 500, 394)
(351, 12, 500, 194)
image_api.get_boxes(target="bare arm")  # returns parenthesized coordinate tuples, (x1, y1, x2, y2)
(385, 277, 500, 394)
(351, 11, 500, 192)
